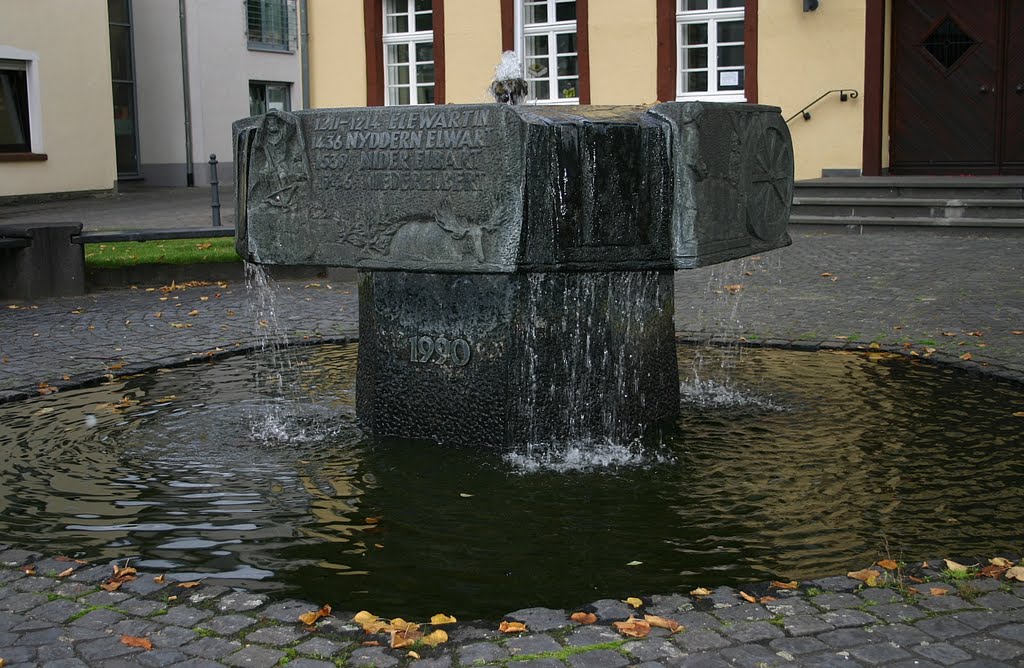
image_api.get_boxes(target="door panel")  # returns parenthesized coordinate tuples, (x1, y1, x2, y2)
(890, 0, 1000, 173)
(1001, 0, 1024, 172)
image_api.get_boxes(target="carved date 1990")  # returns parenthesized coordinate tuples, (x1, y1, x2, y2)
(409, 335, 471, 366)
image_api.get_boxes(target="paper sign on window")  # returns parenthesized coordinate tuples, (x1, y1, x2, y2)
(719, 71, 739, 87)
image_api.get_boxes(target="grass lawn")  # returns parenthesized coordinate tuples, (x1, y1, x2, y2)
(85, 237, 240, 268)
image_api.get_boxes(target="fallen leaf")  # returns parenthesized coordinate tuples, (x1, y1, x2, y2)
(908, 576, 925, 583)
(21, 566, 36, 576)
(1012, 412, 1024, 418)
(1005, 566, 1024, 582)
(625, 560, 643, 566)
(365, 517, 380, 524)
(724, 284, 743, 294)
(966, 331, 984, 337)
(847, 569, 882, 586)
(407, 650, 422, 660)
(354, 610, 379, 626)
(980, 564, 1008, 579)
(739, 591, 757, 604)
(421, 629, 449, 647)
(120, 635, 153, 650)
(689, 587, 712, 597)
(820, 272, 833, 277)
(644, 614, 682, 633)
(298, 604, 332, 626)
(570, 612, 597, 625)
(176, 581, 202, 589)
(167, 596, 177, 601)
(1, 657, 5, 666)
(929, 588, 949, 596)
(959, 352, 973, 361)
(499, 621, 527, 634)
(944, 559, 973, 573)
(388, 618, 420, 634)
(759, 596, 777, 604)
(100, 581, 123, 592)
(459, 493, 473, 498)
(1012, 330, 1024, 335)
(941, 331, 957, 337)
(187, 310, 200, 317)
(877, 559, 899, 570)
(990, 557, 1015, 568)
(613, 616, 651, 639)
(56, 567, 74, 578)
(623, 597, 643, 608)
(430, 613, 457, 625)
(361, 641, 381, 647)
(170, 323, 192, 329)
(389, 628, 422, 649)
(771, 580, 799, 590)
(154, 574, 166, 584)
(195, 242, 212, 250)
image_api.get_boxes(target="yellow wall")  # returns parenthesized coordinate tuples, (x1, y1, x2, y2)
(444, 0, 503, 103)
(757, 1, 867, 179)
(0, 0, 116, 197)
(588, 0, 657, 104)
(308, 0, 368, 108)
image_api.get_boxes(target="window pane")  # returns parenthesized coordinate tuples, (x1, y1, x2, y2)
(525, 2, 547, 24)
(683, 23, 708, 45)
(558, 78, 578, 98)
(415, 42, 434, 63)
(388, 64, 410, 85)
(685, 70, 708, 92)
(386, 43, 409, 64)
(113, 81, 138, 172)
(414, 0, 431, 10)
(718, 68, 744, 90)
(387, 0, 408, 13)
(718, 20, 744, 43)
(526, 34, 549, 57)
(388, 86, 411, 105)
(525, 57, 549, 79)
(718, 44, 744, 67)
(414, 11, 433, 31)
(386, 14, 409, 33)
(529, 79, 550, 100)
(683, 0, 708, 10)
(556, 55, 577, 76)
(681, 47, 707, 69)
(249, 83, 266, 116)
(0, 69, 31, 151)
(417, 85, 435, 104)
(556, 32, 577, 54)
(717, 0, 745, 8)
(109, 24, 133, 81)
(554, 1, 576, 22)
(267, 84, 290, 110)
(416, 63, 435, 84)
(108, 0, 130, 23)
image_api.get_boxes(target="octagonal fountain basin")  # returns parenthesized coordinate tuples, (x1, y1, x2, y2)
(1, 344, 1021, 620)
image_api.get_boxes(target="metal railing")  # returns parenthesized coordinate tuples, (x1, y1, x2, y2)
(246, 0, 298, 52)
(785, 89, 859, 124)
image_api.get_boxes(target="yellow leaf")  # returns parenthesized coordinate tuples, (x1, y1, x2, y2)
(929, 588, 948, 596)
(724, 284, 743, 294)
(570, 612, 597, 625)
(100, 581, 123, 592)
(771, 580, 799, 590)
(847, 569, 881, 586)
(499, 621, 527, 634)
(623, 597, 643, 608)
(56, 567, 74, 578)
(299, 604, 332, 626)
(154, 574, 166, 584)
(389, 629, 421, 649)
(759, 596, 777, 604)
(643, 614, 682, 633)
(1, 656, 6, 666)
(120, 635, 153, 650)
(195, 242, 212, 250)
(739, 591, 757, 604)
(625, 560, 643, 566)
(421, 629, 449, 647)
(820, 272, 833, 277)
(990, 557, 1015, 568)
(187, 309, 200, 317)
(176, 580, 202, 589)
(689, 587, 712, 597)
(1005, 566, 1024, 582)
(944, 559, 972, 573)
(407, 651, 422, 660)
(1012, 412, 1024, 418)
(877, 559, 899, 570)
(430, 613, 457, 625)
(959, 352, 973, 361)
(612, 616, 651, 639)
(167, 596, 177, 601)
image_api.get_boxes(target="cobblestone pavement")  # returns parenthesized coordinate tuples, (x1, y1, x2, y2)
(0, 230, 1023, 665)
(2, 548, 1024, 667)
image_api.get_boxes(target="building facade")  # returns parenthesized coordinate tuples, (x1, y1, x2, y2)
(1, 1, 116, 199)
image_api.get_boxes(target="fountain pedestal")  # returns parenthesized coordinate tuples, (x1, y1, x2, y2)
(234, 102, 793, 446)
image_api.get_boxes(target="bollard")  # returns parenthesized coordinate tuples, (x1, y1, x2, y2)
(209, 153, 221, 227)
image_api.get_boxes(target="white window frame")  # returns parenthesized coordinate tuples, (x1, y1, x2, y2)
(0, 47, 43, 154)
(676, 0, 746, 102)
(515, 0, 579, 105)
(382, 0, 435, 106)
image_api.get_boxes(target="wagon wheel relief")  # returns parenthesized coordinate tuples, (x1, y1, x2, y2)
(744, 121, 793, 242)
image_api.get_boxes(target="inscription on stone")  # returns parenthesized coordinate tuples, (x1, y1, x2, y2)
(408, 335, 472, 366)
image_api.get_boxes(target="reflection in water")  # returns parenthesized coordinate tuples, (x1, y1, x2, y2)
(0, 344, 1021, 619)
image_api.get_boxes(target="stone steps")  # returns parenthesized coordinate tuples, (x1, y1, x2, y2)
(791, 177, 1024, 233)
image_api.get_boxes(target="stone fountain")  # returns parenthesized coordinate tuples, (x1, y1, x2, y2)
(234, 100, 793, 446)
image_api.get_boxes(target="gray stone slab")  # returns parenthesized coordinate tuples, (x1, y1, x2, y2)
(712, 603, 771, 623)
(70, 565, 114, 584)
(17, 625, 62, 646)
(623, 637, 686, 663)
(720, 621, 783, 643)
(0, 592, 47, 613)
(197, 613, 257, 635)
(762, 597, 819, 617)
(868, 603, 926, 623)
(259, 599, 314, 623)
(134, 649, 191, 667)
(915, 614, 976, 639)
(674, 653, 731, 667)
(457, 641, 508, 664)
(182, 636, 244, 659)
(504, 633, 563, 655)
(916, 593, 976, 613)
(807, 576, 861, 593)
(149, 624, 198, 649)
(769, 636, 829, 656)
(0, 549, 42, 567)
(856, 588, 905, 605)
(849, 643, 912, 665)
(223, 646, 286, 668)
(719, 643, 785, 668)
(816, 627, 876, 648)
(294, 637, 345, 658)
(216, 591, 268, 612)
(672, 629, 732, 652)
(566, 648, 629, 668)
(812, 592, 862, 610)
(349, 645, 400, 667)
(957, 636, 1024, 661)
(245, 624, 307, 645)
(953, 610, 1005, 630)
(873, 622, 932, 647)
(588, 599, 635, 621)
(781, 614, 834, 637)
(184, 584, 231, 605)
(992, 623, 1024, 642)
(510, 660, 564, 668)
(820, 609, 879, 628)
(911, 642, 973, 665)
(647, 593, 693, 615)
(159, 605, 212, 627)
(672, 611, 723, 631)
(76, 636, 145, 662)
(286, 660, 338, 668)
(11, 576, 58, 593)
(564, 624, 622, 647)
(505, 607, 571, 632)
(977, 592, 1024, 610)
(116, 598, 166, 617)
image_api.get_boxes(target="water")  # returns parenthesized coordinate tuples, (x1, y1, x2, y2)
(0, 344, 1022, 619)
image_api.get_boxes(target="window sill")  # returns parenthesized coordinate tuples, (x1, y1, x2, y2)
(0, 152, 47, 163)
(247, 42, 294, 54)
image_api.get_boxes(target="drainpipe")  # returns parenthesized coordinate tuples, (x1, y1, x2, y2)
(179, 0, 195, 187)
(300, 0, 310, 109)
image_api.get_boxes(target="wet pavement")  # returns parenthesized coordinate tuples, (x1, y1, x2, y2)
(1, 188, 1024, 665)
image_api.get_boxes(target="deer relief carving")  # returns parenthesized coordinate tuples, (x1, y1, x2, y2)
(387, 205, 504, 265)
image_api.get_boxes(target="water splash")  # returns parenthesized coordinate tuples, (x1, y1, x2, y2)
(502, 438, 671, 474)
(679, 377, 787, 411)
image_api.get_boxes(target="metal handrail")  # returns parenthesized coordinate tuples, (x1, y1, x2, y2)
(785, 89, 859, 124)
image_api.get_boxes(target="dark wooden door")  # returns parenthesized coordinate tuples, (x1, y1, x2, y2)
(1002, 0, 1024, 171)
(890, 0, 1021, 174)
